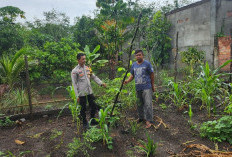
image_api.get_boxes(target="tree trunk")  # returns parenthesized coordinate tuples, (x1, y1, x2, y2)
(109, 55, 117, 80)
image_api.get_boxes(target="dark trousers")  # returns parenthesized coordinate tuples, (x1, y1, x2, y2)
(79, 94, 97, 125)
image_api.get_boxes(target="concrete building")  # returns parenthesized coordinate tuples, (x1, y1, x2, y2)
(166, 0, 232, 68)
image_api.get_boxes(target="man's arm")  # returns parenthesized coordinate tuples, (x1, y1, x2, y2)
(150, 72, 155, 92)
(91, 73, 106, 87)
(124, 74, 134, 85)
(71, 70, 79, 102)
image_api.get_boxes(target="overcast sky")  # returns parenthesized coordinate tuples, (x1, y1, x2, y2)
(0, 0, 198, 24)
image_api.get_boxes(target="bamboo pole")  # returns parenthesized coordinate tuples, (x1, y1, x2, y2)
(110, 13, 142, 117)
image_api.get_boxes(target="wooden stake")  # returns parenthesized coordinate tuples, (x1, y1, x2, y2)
(24, 55, 33, 120)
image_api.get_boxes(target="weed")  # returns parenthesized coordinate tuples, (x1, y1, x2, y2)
(0, 116, 14, 127)
(50, 129, 63, 140)
(159, 103, 167, 110)
(83, 126, 103, 143)
(129, 120, 140, 136)
(44, 104, 53, 110)
(126, 150, 136, 157)
(67, 138, 95, 157)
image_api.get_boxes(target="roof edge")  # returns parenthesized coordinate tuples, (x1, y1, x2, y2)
(165, 0, 211, 16)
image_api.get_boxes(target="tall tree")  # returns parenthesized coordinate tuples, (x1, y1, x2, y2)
(26, 9, 71, 48)
(0, 6, 25, 55)
(72, 15, 100, 51)
(96, 0, 134, 79)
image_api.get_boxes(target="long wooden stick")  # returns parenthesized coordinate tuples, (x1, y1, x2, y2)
(110, 13, 142, 117)
(24, 55, 33, 120)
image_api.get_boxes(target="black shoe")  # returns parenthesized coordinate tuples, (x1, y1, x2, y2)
(90, 119, 99, 125)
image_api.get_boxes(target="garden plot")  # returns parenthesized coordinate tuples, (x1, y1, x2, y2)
(1, 101, 231, 157)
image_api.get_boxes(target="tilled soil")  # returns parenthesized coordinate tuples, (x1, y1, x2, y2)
(0, 102, 231, 157)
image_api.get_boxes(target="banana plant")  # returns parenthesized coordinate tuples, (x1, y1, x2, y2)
(83, 45, 108, 67)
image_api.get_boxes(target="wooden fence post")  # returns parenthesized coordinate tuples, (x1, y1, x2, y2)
(24, 55, 33, 120)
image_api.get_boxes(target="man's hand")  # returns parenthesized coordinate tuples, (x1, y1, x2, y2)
(77, 97, 80, 103)
(101, 83, 107, 88)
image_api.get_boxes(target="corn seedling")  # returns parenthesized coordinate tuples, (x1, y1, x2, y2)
(168, 81, 187, 108)
(58, 85, 81, 133)
(136, 133, 158, 157)
(191, 60, 232, 117)
(188, 105, 193, 124)
(94, 105, 113, 149)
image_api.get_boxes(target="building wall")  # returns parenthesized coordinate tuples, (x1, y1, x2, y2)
(167, 0, 212, 68)
(216, 0, 232, 35)
(166, 0, 232, 69)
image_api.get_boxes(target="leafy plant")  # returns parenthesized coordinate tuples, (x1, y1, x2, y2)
(140, 10, 172, 67)
(50, 129, 63, 140)
(159, 103, 167, 110)
(200, 115, 232, 144)
(224, 94, 232, 114)
(83, 126, 103, 143)
(33, 37, 79, 83)
(159, 70, 174, 86)
(0, 116, 15, 127)
(180, 47, 204, 76)
(136, 133, 158, 157)
(83, 45, 108, 67)
(67, 137, 95, 157)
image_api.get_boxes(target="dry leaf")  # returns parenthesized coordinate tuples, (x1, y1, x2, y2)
(15, 139, 25, 145)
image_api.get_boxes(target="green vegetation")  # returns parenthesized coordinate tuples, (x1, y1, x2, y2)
(136, 133, 158, 157)
(180, 47, 204, 76)
(67, 137, 95, 157)
(200, 116, 232, 144)
(1, 0, 232, 155)
(0, 116, 15, 127)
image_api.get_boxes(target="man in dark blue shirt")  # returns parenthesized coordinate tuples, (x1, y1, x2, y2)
(124, 49, 155, 128)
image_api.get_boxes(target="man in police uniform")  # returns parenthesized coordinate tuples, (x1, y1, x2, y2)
(71, 53, 106, 129)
